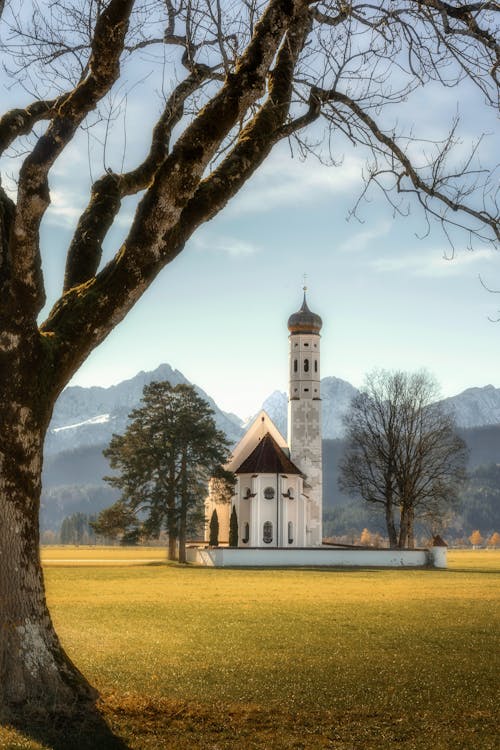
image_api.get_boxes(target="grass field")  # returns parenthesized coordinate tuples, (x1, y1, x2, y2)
(1, 549, 499, 749)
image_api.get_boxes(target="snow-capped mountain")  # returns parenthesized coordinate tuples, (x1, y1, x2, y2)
(440, 385, 500, 430)
(260, 390, 288, 437)
(47, 366, 500, 458)
(46, 364, 244, 455)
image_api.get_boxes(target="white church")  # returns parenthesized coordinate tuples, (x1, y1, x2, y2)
(188, 291, 447, 568)
(205, 289, 323, 549)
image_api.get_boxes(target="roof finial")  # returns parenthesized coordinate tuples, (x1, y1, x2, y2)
(302, 273, 308, 295)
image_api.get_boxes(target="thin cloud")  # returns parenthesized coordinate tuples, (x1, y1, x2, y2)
(338, 220, 392, 253)
(228, 152, 364, 216)
(372, 247, 497, 277)
(44, 190, 86, 228)
(193, 233, 260, 257)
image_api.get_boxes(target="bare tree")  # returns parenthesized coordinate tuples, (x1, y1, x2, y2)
(0, 0, 498, 718)
(339, 370, 467, 549)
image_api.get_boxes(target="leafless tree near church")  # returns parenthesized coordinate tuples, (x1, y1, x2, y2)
(339, 370, 468, 548)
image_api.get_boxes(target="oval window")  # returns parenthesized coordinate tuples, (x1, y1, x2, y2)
(263, 521, 273, 544)
(264, 486, 275, 500)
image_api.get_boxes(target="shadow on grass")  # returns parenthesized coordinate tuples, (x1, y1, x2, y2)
(447, 567, 500, 574)
(6, 702, 131, 750)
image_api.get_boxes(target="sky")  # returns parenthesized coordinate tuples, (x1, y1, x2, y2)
(1, 9, 499, 420)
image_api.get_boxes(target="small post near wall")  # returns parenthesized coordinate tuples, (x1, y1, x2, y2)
(429, 535, 448, 569)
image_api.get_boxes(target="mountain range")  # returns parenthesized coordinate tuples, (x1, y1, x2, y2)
(41, 363, 500, 531)
(46, 363, 243, 456)
(47, 364, 500, 453)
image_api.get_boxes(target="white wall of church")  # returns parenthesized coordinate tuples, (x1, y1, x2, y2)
(235, 473, 305, 547)
(186, 547, 441, 568)
(204, 478, 231, 544)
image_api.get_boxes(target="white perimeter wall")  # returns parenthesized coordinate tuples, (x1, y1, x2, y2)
(186, 547, 445, 568)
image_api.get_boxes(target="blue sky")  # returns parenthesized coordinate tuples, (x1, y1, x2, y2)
(41, 143, 499, 419)
(1, 20, 499, 419)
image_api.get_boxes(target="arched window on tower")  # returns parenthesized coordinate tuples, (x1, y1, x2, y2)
(314, 360, 318, 373)
(304, 359, 309, 373)
(242, 523, 250, 544)
(288, 522, 294, 544)
(293, 359, 298, 373)
(263, 522, 273, 544)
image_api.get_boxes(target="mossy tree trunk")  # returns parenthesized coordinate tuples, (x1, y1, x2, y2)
(0, 336, 96, 712)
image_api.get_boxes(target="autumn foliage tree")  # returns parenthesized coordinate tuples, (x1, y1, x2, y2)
(469, 529, 484, 547)
(0, 0, 498, 719)
(487, 532, 500, 548)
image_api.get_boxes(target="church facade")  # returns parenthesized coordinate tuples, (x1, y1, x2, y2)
(205, 291, 323, 548)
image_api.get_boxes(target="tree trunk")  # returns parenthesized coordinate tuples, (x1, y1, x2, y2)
(178, 499, 187, 564)
(178, 452, 188, 564)
(406, 509, 415, 549)
(398, 505, 409, 549)
(0, 375, 96, 715)
(385, 501, 398, 549)
(167, 530, 177, 561)
(166, 479, 178, 560)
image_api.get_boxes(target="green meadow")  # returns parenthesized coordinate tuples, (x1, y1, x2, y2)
(1, 549, 499, 749)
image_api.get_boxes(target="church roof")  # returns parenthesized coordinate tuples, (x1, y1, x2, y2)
(225, 410, 288, 472)
(288, 290, 322, 335)
(234, 432, 303, 476)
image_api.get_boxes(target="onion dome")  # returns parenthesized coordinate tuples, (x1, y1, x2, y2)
(287, 289, 322, 335)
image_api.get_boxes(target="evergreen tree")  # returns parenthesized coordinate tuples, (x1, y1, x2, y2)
(229, 506, 239, 547)
(209, 510, 219, 547)
(91, 502, 140, 544)
(103, 382, 233, 562)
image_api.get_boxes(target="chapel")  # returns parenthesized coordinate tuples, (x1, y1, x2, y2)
(204, 290, 323, 548)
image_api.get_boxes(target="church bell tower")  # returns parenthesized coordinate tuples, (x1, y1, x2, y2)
(287, 289, 323, 545)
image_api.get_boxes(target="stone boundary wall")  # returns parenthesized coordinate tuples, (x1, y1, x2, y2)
(186, 546, 447, 568)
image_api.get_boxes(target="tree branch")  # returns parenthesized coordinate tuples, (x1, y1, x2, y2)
(0, 186, 15, 293)
(314, 87, 500, 242)
(38, 0, 304, 389)
(0, 100, 59, 156)
(9, 0, 135, 318)
(63, 64, 217, 292)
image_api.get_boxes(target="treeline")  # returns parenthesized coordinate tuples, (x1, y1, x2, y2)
(40, 483, 119, 531)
